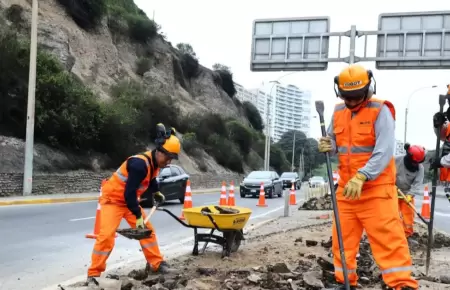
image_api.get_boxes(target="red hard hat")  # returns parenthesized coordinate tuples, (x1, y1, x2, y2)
(408, 145, 426, 163)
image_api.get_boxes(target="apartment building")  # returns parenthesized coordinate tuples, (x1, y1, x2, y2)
(234, 82, 258, 105)
(257, 82, 312, 142)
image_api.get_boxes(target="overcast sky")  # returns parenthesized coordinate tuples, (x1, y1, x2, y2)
(135, 0, 450, 150)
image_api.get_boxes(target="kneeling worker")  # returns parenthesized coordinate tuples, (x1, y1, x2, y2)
(319, 64, 418, 290)
(86, 123, 181, 285)
(395, 143, 425, 239)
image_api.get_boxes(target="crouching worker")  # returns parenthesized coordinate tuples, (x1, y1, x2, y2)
(395, 143, 425, 239)
(86, 123, 181, 286)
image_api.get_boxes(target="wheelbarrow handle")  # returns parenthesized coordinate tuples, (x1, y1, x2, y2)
(157, 207, 194, 228)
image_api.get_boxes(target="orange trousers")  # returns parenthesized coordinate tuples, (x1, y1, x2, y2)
(398, 197, 415, 238)
(87, 203, 163, 277)
(332, 185, 418, 289)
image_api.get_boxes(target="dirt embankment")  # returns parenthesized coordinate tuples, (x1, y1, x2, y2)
(61, 206, 450, 290)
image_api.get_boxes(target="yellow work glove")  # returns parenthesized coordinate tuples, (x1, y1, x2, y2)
(343, 172, 367, 200)
(405, 194, 413, 203)
(136, 216, 145, 229)
(318, 136, 332, 153)
(154, 191, 165, 204)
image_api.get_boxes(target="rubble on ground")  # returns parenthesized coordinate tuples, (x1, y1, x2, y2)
(300, 194, 332, 210)
(65, 215, 450, 290)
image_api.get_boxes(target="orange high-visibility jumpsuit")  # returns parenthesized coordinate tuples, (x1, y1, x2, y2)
(87, 151, 163, 277)
(332, 99, 418, 289)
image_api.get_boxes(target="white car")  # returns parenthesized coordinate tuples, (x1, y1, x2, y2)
(309, 176, 327, 188)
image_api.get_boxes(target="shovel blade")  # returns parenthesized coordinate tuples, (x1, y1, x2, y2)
(116, 228, 152, 240)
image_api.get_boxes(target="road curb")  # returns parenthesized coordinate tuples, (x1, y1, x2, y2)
(0, 187, 238, 206)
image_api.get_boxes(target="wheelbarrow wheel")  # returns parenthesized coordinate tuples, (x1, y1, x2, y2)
(223, 231, 243, 253)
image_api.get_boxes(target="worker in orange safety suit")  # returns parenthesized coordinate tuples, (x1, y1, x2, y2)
(86, 123, 181, 286)
(395, 143, 425, 240)
(318, 64, 418, 290)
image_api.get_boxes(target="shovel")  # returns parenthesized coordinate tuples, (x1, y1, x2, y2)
(116, 205, 157, 240)
(397, 189, 428, 225)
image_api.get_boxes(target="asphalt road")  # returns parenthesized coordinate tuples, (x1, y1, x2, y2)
(0, 188, 306, 290)
(415, 188, 450, 232)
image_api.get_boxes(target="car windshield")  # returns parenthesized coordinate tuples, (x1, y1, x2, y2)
(311, 176, 324, 181)
(159, 168, 171, 177)
(247, 171, 271, 179)
(281, 173, 296, 178)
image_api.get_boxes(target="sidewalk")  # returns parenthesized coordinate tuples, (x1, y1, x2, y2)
(0, 187, 229, 206)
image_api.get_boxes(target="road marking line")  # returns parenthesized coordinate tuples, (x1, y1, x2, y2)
(69, 216, 95, 222)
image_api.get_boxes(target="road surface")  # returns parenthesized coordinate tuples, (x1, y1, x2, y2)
(0, 188, 306, 290)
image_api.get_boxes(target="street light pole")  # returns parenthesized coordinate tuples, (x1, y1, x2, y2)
(23, 0, 39, 196)
(404, 85, 438, 144)
(291, 131, 296, 171)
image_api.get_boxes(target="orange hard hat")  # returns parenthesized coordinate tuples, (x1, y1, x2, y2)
(334, 64, 374, 99)
(156, 123, 181, 159)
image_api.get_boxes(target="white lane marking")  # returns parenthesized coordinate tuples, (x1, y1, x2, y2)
(69, 216, 95, 222)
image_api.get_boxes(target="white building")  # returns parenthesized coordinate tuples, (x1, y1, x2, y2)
(256, 82, 312, 142)
(395, 139, 406, 156)
(234, 82, 258, 105)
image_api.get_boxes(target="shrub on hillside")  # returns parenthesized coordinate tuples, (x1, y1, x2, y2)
(0, 28, 105, 151)
(206, 134, 243, 173)
(136, 57, 152, 76)
(126, 14, 158, 43)
(226, 120, 253, 155)
(57, 0, 107, 30)
(243, 101, 264, 131)
(181, 53, 199, 79)
(214, 70, 236, 98)
(184, 113, 228, 144)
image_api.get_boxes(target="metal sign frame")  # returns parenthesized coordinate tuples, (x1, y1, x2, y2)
(376, 10, 450, 70)
(250, 16, 331, 72)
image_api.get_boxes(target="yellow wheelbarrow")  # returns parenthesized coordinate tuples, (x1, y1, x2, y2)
(158, 205, 252, 258)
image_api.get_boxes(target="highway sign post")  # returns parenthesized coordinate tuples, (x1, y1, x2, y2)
(251, 10, 450, 278)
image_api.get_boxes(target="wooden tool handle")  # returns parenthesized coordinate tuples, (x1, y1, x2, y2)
(144, 206, 157, 223)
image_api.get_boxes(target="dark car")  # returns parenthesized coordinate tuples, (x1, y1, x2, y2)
(280, 172, 301, 190)
(240, 171, 283, 199)
(140, 164, 189, 206)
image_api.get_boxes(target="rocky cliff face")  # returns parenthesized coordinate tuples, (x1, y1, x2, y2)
(0, 0, 248, 175)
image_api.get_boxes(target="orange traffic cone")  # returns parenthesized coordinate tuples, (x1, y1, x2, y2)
(86, 179, 107, 239)
(289, 181, 297, 205)
(421, 185, 430, 222)
(227, 181, 236, 206)
(179, 180, 193, 220)
(332, 171, 339, 184)
(256, 182, 268, 207)
(219, 181, 228, 205)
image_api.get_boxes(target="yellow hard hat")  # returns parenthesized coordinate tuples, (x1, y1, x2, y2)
(334, 64, 374, 99)
(160, 135, 181, 159)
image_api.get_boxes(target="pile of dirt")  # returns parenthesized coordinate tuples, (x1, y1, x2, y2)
(300, 195, 333, 210)
(96, 224, 450, 290)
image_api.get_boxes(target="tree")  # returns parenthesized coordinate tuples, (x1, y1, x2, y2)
(276, 130, 325, 174)
(212, 63, 230, 72)
(242, 101, 264, 131)
(176, 43, 196, 58)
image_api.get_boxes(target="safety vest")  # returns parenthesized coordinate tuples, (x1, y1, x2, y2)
(101, 150, 159, 205)
(333, 98, 396, 191)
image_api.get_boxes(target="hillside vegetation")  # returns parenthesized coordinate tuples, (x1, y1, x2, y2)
(0, 0, 324, 175)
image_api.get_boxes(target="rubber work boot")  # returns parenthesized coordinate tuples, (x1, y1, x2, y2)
(146, 261, 179, 275)
(85, 276, 100, 287)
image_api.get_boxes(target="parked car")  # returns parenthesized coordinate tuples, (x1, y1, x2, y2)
(280, 172, 301, 190)
(240, 171, 283, 199)
(140, 164, 189, 207)
(309, 176, 327, 188)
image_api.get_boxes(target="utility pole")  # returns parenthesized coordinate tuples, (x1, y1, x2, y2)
(291, 131, 296, 172)
(23, 0, 38, 196)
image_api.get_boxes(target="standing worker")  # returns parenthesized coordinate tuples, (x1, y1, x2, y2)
(318, 64, 418, 290)
(431, 102, 450, 170)
(395, 143, 425, 240)
(86, 123, 181, 286)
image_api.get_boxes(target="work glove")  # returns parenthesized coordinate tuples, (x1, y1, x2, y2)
(433, 112, 446, 128)
(136, 216, 145, 229)
(343, 172, 366, 200)
(154, 191, 165, 204)
(429, 157, 442, 170)
(318, 136, 332, 153)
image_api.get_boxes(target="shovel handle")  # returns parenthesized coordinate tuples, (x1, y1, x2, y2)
(144, 206, 157, 223)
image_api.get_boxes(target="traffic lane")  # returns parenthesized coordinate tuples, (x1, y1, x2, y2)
(0, 189, 303, 289)
(415, 196, 450, 233)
